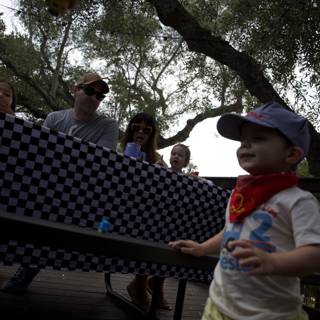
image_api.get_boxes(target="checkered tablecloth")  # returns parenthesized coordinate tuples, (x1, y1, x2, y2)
(0, 113, 229, 281)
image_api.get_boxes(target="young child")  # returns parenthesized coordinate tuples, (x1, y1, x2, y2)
(169, 143, 190, 173)
(169, 101, 320, 320)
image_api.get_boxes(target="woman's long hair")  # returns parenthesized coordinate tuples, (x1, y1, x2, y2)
(121, 112, 159, 164)
(0, 79, 17, 112)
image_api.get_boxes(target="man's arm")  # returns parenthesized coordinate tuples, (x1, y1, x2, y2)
(43, 112, 54, 128)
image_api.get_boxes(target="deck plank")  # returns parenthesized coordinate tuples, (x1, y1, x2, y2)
(0, 266, 209, 320)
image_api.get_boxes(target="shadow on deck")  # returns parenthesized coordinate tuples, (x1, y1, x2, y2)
(0, 266, 208, 320)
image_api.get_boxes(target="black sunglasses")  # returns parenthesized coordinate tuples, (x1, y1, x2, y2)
(131, 123, 153, 135)
(78, 84, 106, 101)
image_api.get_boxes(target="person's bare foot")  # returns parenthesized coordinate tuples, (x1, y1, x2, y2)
(127, 280, 150, 311)
(147, 276, 172, 311)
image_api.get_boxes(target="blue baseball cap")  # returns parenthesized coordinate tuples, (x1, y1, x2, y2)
(217, 101, 310, 157)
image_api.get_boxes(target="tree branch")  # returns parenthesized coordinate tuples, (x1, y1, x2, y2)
(148, 0, 320, 175)
(158, 102, 243, 148)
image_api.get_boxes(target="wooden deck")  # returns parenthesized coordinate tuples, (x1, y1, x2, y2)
(0, 266, 209, 320)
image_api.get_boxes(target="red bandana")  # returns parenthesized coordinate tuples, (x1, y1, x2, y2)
(229, 172, 298, 223)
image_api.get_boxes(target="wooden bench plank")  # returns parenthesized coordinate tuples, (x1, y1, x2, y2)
(0, 210, 218, 270)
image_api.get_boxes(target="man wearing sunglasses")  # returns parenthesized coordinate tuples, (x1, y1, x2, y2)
(1, 72, 119, 294)
(42, 72, 119, 150)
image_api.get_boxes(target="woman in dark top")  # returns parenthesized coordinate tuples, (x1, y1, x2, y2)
(122, 112, 171, 311)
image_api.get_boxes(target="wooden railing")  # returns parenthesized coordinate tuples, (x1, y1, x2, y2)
(205, 176, 320, 193)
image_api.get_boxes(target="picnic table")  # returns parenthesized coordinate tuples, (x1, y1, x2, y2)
(0, 113, 229, 319)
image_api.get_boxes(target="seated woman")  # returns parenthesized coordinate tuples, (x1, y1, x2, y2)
(120, 112, 170, 311)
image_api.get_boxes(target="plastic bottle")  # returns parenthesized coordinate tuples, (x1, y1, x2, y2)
(98, 217, 110, 233)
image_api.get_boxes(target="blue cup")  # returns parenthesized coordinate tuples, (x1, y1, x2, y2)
(124, 142, 142, 159)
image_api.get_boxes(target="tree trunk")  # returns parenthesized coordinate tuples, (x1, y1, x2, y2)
(148, 0, 320, 176)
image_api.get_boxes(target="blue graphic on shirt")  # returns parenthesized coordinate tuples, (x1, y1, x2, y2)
(249, 212, 275, 253)
(220, 211, 276, 272)
(223, 223, 243, 252)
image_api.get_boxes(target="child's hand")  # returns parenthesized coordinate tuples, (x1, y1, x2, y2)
(230, 240, 276, 276)
(155, 155, 168, 168)
(168, 240, 203, 256)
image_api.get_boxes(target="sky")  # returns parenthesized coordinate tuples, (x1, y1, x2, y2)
(0, 1, 16, 28)
(0, 0, 246, 177)
(158, 117, 246, 177)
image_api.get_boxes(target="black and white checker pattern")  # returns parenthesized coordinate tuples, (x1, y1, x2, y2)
(0, 113, 230, 281)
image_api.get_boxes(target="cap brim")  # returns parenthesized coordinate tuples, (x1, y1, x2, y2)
(84, 80, 109, 93)
(217, 113, 275, 141)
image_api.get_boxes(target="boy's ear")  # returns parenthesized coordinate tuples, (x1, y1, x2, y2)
(287, 146, 304, 164)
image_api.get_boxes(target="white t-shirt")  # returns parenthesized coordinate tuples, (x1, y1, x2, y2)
(209, 186, 320, 320)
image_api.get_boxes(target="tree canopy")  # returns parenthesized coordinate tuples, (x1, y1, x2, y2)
(0, 0, 319, 174)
